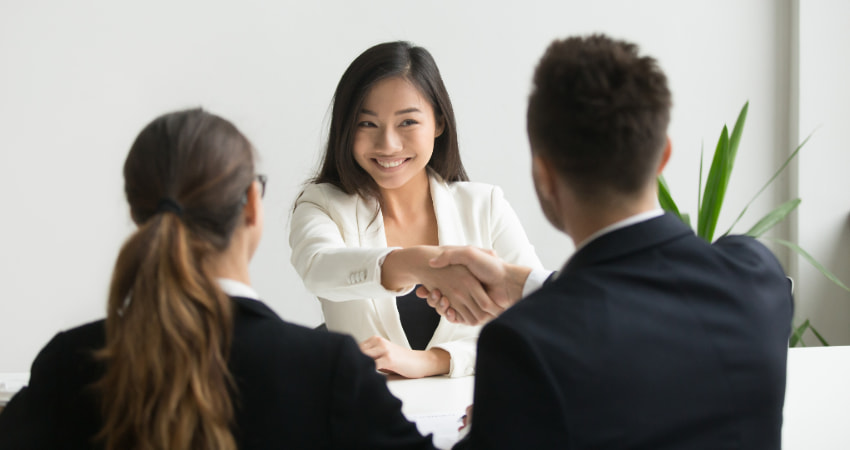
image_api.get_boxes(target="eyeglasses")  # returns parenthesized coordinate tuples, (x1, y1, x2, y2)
(256, 174, 267, 198)
(241, 174, 267, 205)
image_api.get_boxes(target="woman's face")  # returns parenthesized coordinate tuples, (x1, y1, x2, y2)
(352, 76, 444, 192)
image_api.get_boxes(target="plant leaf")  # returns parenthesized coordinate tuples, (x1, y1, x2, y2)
(697, 141, 704, 214)
(698, 102, 749, 242)
(744, 198, 801, 238)
(808, 323, 830, 346)
(698, 126, 730, 241)
(790, 319, 810, 347)
(724, 131, 814, 235)
(657, 175, 682, 218)
(767, 237, 850, 292)
(728, 101, 749, 166)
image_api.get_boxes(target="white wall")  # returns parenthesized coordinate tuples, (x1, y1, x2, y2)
(795, 0, 850, 346)
(0, 0, 809, 371)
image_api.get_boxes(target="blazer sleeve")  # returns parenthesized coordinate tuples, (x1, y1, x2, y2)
(488, 186, 544, 270)
(290, 184, 410, 301)
(430, 331, 479, 378)
(453, 320, 568, 449)
(328, 335, 436, 450)
(0, 333, 73, 449)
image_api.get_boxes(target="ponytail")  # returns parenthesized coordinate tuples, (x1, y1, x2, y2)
(95, 211, 236, 450)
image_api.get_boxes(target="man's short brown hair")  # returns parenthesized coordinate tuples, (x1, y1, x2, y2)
(527, 34, 672, 199)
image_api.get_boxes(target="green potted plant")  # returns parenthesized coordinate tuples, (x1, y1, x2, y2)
(657, 102, 848, 347)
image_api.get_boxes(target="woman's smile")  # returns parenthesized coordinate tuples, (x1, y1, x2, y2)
(375, 157, 411, 169)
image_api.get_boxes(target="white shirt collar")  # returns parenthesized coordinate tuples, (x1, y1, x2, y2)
(217, 278, 260, 300)
(573, 208, 665, 253)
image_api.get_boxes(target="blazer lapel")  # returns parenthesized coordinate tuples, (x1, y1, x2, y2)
(428, 172, 481, 344)
(429, 170, 466, 246)
(354, 194, 411, 346)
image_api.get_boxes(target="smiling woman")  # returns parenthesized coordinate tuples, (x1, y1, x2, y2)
(289, 41, 544, 379)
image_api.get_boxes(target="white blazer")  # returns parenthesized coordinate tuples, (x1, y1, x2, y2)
(289, 171, 543, 377)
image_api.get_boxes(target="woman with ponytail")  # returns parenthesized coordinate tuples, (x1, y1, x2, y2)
(0, 109, 435, 450)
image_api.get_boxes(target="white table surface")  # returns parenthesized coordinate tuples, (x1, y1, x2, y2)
(386, 375, 474, 449)
(782, 345, 850, 449)
(2, 346, 847, 448)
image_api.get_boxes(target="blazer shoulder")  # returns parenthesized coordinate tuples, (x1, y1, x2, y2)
(435, 178, 507, 216)
(713, 234, 785, 272)
(43, 319, 106, 360)
(440, 178, 501, 200)
(296, 182, 358, 210)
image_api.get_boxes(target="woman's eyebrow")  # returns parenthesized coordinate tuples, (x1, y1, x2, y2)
(359, 107, 423, 116)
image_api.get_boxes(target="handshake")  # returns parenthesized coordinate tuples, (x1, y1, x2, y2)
(412, 247, 536, 326)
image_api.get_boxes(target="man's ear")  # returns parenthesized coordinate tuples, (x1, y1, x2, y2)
(532, 154, 557, 201)
(656, 137, 672, 175)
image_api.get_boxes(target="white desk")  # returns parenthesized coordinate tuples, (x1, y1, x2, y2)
(2, 347, 848, 448)
(386, 375, 474, 449)
(385, 347, 850, 450)
(782, 346, 850, 449)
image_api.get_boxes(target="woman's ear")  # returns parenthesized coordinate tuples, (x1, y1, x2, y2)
(243, 181, 262, 226)
(434, 115, 445, 138)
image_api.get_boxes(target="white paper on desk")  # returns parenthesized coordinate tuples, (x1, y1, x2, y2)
(409, 413, 463, 450)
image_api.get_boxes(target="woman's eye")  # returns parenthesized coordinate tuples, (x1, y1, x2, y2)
(400, 119, 418, 127)
(357, 121, 377, 128)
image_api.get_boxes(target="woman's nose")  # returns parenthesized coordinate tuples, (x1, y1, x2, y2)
(375, 127, 402, 152)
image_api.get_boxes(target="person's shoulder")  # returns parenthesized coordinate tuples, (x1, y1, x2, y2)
(490, 283, 569, 333)
(44, 319, 106, 354)
(296, 182, 357, 208)
(25, 319, 105, 389)
(436, 176, 510, 214)
(712, 234, 784, 270)
(441, 178, 500, 197)
(232, 298, 355, 353)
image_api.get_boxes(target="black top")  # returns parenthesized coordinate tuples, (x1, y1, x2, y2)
(396, 285, 440, 351)
(0, 297, 436, 450)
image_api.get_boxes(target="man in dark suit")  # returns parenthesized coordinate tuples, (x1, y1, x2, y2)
(448, 34, 794, 449)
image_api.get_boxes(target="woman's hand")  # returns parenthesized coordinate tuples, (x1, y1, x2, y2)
(381, 246, 498, 325)
(359, 335, 450, 378)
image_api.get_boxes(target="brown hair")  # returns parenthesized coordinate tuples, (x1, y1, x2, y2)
(313, 41, 468, 202)
(527, 34, 672, 199)
(95, 109, 255, 450)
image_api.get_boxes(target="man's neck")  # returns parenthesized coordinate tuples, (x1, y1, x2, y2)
(563, 189, 660, 248)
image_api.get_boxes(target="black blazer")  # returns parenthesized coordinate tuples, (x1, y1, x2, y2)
(0, 297, 435, 450)
(455, 214, 793, 450)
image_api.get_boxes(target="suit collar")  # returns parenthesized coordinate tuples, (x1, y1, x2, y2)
(563, 213, 694, 273)
(232, 296, 280, 320)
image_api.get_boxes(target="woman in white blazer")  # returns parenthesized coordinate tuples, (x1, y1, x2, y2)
(290, 42, 543, 378)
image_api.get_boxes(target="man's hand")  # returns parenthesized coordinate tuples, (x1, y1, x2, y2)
(382, 246, 500, 325)
(416, 247, 532, 325)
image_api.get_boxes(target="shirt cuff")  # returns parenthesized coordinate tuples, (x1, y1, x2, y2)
(522, 269, 553, 298)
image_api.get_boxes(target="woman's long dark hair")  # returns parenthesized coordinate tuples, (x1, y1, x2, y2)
(95, 109, 255, 450)
(313, 41, 468, 202)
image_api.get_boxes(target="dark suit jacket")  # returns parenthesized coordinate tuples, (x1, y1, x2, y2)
(455, 214, 793, 450)
(0, 297, 435, 450)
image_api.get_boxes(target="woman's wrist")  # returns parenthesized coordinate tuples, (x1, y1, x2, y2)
(380, 246, 439, 291)
(424, 347, 451, 376)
